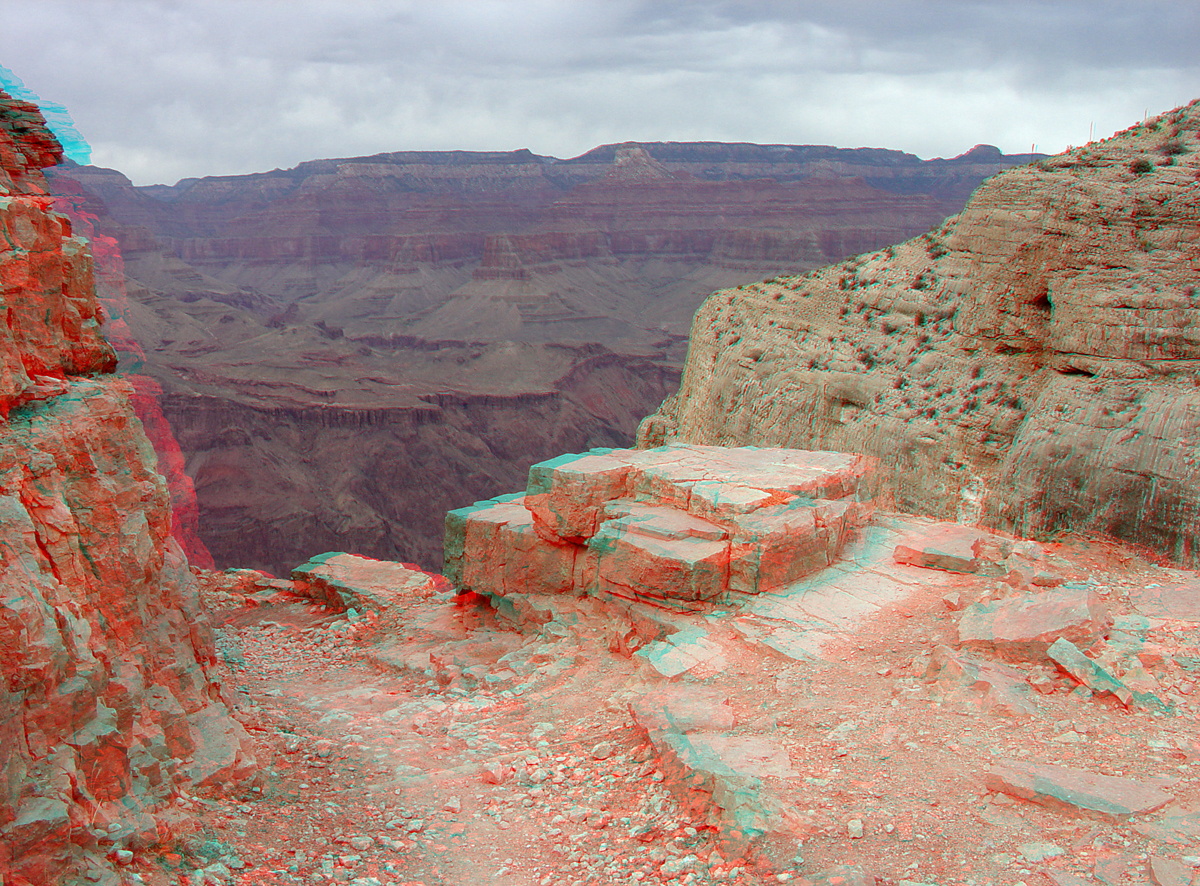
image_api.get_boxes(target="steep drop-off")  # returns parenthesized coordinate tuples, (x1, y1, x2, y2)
(642, 100, 1200, 565)
(0, 91, 254, 886)
(45, 141, 1036, 576)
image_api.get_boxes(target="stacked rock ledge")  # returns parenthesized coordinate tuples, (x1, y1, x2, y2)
(445, 443, 876, 645)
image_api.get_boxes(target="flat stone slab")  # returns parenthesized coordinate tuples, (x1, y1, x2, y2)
(628, 686, 736, 735)
(958, 584, 1111, 656)
(663, 732, 796, 780)
(1135, 801, 1200, 843)
(291, 552, 438, 614)
(893, 522, 1012, 574)
(634, 627, 727, 678)
(1130, 579, 1200, 622)
(987, 759, 1173, 820)
(446, 444, 878, 611)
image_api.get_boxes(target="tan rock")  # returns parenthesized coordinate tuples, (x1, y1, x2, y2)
(642, 100, 1200, 567)
(445, 443, 875, 612)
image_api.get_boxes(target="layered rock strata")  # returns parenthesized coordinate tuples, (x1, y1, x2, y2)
(43, 135, 1035, 576)
(0, 91, 254, 886)
(444, 444, 875, 613)
(642, 99, 1200, 566)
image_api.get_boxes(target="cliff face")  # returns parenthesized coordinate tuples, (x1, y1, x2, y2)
(643, 100, 1200, 565)
(51, 140, 1037, 344)
(0, 91, 254, 885)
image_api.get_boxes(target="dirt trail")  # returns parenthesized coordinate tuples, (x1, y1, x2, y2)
(124, 529, 1200, 886)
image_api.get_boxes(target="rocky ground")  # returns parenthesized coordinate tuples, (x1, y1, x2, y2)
(98, 520, 1200, 886)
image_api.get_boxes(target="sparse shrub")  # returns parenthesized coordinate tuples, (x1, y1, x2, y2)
(1130, 157, 1154, 175)
(970, 364, 983, 379)
(927, 239, 948, 259)
(914, 310, 926, 326)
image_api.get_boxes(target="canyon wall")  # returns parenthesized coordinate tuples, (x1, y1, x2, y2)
(44, 140, 1036, 575)
(642, 100, 1200, 565)
(0, 91, 254, 885)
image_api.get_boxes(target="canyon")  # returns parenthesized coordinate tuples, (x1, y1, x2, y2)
(9, 74, 1200, 886)
(44, 140, 1036, 576)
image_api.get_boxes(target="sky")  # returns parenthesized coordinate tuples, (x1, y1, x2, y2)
(2, 0, 1198, 186)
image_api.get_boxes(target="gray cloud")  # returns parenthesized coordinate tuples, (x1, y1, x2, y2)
(3, 0, 1196, 184)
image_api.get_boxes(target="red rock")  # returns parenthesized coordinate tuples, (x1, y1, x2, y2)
(798, 866, 877, 886)
(1131, 579, 1200, 622)
(1093, 851, 1136, 886)
(957, 584, 1111, 656)
(987, 759, 1173, 820)
(291, 551, 440, 614)
(0, 92, 254, 886)
(628, 686, 736, 736)
(924, 645, 1039, 717)
(1149, 855, 1193, 886)
(526, 450, 634, 540)
(1046, 637, 1162, 709)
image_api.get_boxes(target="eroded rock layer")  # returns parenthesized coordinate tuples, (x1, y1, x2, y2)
(642, 100, 1200, 565)
(0, 90, 254, 886)
(445, 444, 875, 613)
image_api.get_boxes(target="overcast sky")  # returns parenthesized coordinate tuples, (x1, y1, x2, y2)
(3, 1, 1197, 186)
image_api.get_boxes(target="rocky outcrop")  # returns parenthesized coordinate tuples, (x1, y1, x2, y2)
(0, 91, 254, 886)
(642, 99, 1200, 566)
(445, 444, 875, 613)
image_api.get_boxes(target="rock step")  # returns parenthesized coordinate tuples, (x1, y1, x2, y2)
(445, 444, 877, 610)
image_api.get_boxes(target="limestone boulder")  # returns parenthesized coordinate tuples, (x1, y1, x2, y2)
(957, 583, 1112, 656)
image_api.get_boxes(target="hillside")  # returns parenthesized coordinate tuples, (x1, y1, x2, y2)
(641, 100, 1200, 565)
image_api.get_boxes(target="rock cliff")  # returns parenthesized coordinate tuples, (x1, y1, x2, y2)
(641, 100, 1200, 566)
(0, 91, 254, 885)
